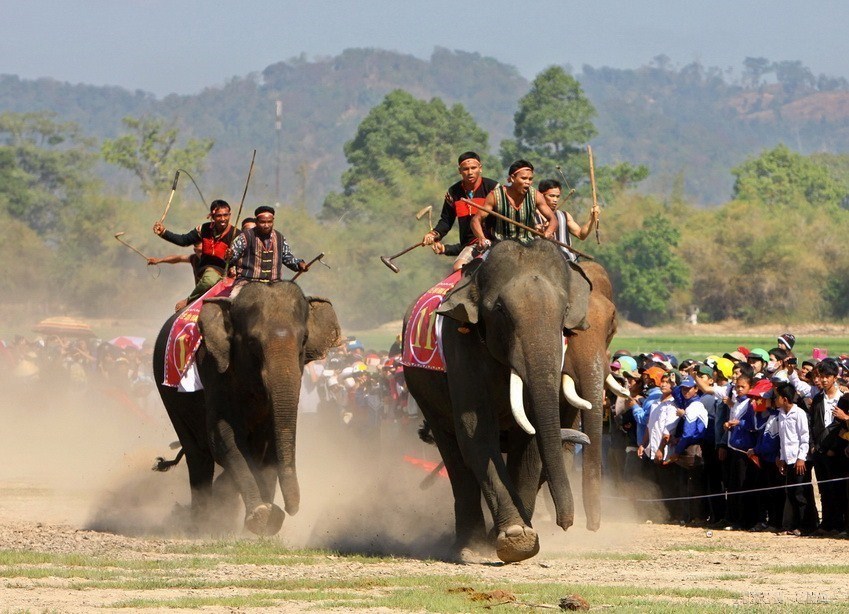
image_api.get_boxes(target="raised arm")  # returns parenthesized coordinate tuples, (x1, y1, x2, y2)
(565, 207, 599, 240)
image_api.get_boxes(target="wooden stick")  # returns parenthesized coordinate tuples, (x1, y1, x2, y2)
(114, 232, 150, 261)
(291, 252, 326, 281)
(587, 145, 600, 245)
(157, 170, 181, 224)
(460, 198, 593, 261)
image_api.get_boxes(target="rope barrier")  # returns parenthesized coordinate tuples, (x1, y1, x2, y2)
(603, 475, 849, 503)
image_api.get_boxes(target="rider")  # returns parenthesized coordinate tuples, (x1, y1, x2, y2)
(153, 199, 238, 304)
(536, 179, 599, 261)
(470, 159, 557, 250)
(227, 205, 307, 283)
(422, 151, 498, 271)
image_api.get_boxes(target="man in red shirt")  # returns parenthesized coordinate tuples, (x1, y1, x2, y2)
(423, 152, 498, 270)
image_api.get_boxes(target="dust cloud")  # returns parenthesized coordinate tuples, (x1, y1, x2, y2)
(1, 324, 646, 558)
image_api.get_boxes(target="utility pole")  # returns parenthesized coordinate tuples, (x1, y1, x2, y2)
(275, 100, 282, 206)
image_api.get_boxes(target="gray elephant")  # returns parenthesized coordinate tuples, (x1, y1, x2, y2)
(153, 281, 340, 535)
(403, 239, 593, 563)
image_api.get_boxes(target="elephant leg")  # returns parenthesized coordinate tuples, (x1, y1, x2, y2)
(208, 413, 268, 531)
(404, 369, 487, 558)
(565, 349, 605, 532)
(449, 386, 539, 563)
(428, 422, 489, 557)
(506, 432, 543, 523)
(159, 388, 214, 530)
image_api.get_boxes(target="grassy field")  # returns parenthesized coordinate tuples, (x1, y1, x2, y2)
(349, 327, 849, 363)
(3, 535, 849, 612)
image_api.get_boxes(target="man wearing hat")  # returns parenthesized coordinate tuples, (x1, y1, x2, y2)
(228, 205, 307, 283)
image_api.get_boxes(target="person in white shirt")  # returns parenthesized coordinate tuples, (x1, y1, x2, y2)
(637, 372, 679, 520)
(775, 382, 816, 534)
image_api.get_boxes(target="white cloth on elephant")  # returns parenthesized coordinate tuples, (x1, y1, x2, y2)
(177, 362, 203, 393)
(646, 397, 678, 460)
(298, 362, 323, 414)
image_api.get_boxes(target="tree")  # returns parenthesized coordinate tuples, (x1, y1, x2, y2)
(0, 111, 96, 236)
(742, 57, 771, 88)
(731, 144, 846, 209)
(322, 89, 492, 222)
(500, 66, 598, 185)
(101, 116, 213, 196)
(596, 214, 689, 325)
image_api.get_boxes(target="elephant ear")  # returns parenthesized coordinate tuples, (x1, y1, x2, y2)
(305, 297, 341, 362)
(199, 298, 233, 374)
(563, 261, 593, 332)
(436, 274, 479, 324)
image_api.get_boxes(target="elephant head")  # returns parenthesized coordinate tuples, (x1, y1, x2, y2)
(437, 239, 592, 531)
(198, 282, 340, 519)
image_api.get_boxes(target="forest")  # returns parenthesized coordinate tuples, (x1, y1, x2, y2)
(3, 49, 849, 329)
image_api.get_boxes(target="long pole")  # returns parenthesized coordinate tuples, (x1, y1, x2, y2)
(460, 198, 593, 260)
(275, 100, 282, 206)
(587, 145, 600, 245)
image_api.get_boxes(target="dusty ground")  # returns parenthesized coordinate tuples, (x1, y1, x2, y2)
(2, 369, 849, 612)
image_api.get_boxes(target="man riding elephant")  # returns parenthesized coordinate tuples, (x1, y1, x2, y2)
(153, 199, 238, 309)
(226, 205, 306, 287)
(470, 159, 558, 250)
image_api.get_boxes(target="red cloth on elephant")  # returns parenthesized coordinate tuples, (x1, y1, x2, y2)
(162, 277, 234, 388)
(400, 270, 463, 372)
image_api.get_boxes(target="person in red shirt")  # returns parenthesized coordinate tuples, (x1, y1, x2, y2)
(153, 199, 238, 305)
(423, 152, 498, 270)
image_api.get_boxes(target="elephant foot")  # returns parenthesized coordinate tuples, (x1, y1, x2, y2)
(585, 517, 600, 532)
(244, 503, 285, 536)
(495, 525, 539, 563)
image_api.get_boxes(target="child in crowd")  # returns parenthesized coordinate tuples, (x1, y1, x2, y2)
(775, 381, 816, 535)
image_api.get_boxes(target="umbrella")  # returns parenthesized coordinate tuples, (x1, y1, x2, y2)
(32, 317, 94, 338)
(109, 336, 146, 350)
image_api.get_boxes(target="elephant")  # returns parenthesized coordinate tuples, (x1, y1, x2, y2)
(403, 239, 595, 563)
(153, 281, 341, 535)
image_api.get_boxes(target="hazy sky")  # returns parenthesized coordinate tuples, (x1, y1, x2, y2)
(2, 0, 847, 97)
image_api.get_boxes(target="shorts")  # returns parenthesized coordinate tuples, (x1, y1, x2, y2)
(453, 244, 477, 269)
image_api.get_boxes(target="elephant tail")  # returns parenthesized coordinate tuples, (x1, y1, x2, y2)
(152, 447, 185, 472)
(417, 420, 435, 445)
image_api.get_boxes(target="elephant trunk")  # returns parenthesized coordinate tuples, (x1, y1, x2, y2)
(526, 367, 574, 531)
(512, 325, 574, 531)
(264, 337, 302, 516)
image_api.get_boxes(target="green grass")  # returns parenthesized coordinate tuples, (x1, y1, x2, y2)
(346, 326, 849, 361)
(768, 563, 849, 574)
(12, 544, 849, 613)
(577, 551, 651, 561)
(611, 334, 849, 361)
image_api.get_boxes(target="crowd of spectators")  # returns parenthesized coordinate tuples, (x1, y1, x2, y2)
(1, 334, 157, 418)
(298, 335, 418, 436)
(604, 333, 849, 537)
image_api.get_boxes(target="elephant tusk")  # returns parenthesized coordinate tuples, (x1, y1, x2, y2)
(562, 373, 592, 411)
(560, 428, 591, 446)
(510, 369, 536, 436)
(605, 373, 632, 399)
(561, 338, 566, 372)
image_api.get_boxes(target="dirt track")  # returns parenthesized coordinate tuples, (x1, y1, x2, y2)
(2, 385, 849, 611)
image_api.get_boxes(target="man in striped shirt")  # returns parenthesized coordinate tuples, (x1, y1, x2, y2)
(469, 160, 557, 249)
(536, 179, 599, 262)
